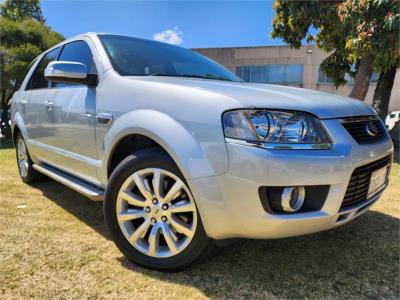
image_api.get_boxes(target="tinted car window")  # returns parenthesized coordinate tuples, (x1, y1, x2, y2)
(54, 40, 96, 88)
(28, 48, 60, 90)
(17, 58, 38, 90)
(58, 40, 95, 73)
(99, 34, 241, 82)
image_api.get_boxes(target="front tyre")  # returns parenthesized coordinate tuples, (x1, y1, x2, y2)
(104, 149, 210, 271)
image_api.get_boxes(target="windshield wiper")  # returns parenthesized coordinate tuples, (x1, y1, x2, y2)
(147, 73, 234, 82)
(147, 73, 176, 77)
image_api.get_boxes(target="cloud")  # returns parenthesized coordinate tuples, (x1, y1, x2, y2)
(153, 26, 183, 45)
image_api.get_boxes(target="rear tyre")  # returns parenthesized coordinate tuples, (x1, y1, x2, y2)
(104, 148, 210, 271)
(15, 133, 43, 183)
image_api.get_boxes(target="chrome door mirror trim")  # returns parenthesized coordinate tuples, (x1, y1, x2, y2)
(44, 61, 98, 86)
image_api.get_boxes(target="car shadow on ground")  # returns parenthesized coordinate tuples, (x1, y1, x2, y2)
(32, 177, 399, 298)
(32, 180, 108, 238)
(119, 210, 400, 298)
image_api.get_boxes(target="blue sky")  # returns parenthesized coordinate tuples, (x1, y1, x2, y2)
(41, 0, 283, 48)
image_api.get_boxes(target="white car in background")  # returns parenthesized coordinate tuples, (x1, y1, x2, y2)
(386, 111, 400, 130)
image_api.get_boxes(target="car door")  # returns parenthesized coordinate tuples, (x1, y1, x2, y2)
(24, 47, 61, 164)
(49, 40, 100, 184)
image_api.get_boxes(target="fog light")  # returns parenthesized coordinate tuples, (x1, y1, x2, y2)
(281, 186, 305, 212)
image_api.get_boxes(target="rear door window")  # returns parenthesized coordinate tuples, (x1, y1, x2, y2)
(27, 47, 60, 90)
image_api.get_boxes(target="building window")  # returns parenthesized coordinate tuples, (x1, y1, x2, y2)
(318, 66, 379, 84)
(370, 71, 379, 83)
(235, 64, 303, 84)
(317, 68, 334, 84)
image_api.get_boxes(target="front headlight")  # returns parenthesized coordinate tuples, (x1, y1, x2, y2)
(222, 110, 331, 149)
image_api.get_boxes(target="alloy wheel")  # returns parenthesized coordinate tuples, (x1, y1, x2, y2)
(116, 168, 197, 258)
(17, 138, 29, 178)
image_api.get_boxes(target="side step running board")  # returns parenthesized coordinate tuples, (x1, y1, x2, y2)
(33, 164, 104, 201)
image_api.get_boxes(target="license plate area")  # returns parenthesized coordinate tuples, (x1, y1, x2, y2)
(368, 166, 389, 197)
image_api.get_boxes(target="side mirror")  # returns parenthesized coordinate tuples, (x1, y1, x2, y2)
(44, 61, 98, 86)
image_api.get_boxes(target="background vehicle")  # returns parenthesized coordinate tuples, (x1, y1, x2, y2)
(389, 120, 399, 148)
(385, 111, 400, 130)
(11, 33, 394, 271)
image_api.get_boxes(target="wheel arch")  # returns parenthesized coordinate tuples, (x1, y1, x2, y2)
(101, 109, 217, 183)
(12, 124, 21, 145)
(11, 112, 28, 145)
(107, 133, 171, 178)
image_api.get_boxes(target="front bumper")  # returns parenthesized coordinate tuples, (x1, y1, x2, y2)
(187, 118, 394, 240)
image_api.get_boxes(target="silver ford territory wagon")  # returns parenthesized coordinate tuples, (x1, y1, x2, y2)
(11, 33, 394, 270)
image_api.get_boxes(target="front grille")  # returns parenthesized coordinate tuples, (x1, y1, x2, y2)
(341, 155, 392, 209)
(342, 117, 386, 144)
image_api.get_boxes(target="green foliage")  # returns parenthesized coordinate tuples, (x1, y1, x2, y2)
(0, 0, 44, 23)
(0, 17, 63, 51)
(320, 52, 351, 87)
(0, 43, 41, 91)
(272, 1, 350, 86)
(272, 0, 400, 86)
(272, 1, 342, 50)
(0, 15, 64, 95)
(338, 0, 400, 72)
(0, 0, 64, 138)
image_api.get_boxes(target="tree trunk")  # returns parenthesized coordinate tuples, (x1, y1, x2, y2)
(0, 90, 12, 139)
(372, 66, 397, 119)
(349, 54, 374, 100)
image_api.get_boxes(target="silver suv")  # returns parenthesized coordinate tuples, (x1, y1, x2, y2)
(11, 33, 394, 271)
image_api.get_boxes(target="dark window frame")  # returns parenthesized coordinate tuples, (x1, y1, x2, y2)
(52, 39, 97, 88)
(25, 39, 97, 91)
(25, 47, 61, 91)
(16, 57, 38, 91)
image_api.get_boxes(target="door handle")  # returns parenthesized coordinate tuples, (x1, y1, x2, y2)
(20, 100, 27, 113)
(43, 100, 54, 111)
(96, 113, 113, 125)
(80, 113, 93, 118)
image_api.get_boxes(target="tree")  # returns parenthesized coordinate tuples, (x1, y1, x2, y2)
(272, 0, 400, 117)
(0, 0, 44, 23)
(372, 66, 397, 118)
(272, 1, 356, 91)
(337, 0, 399, 118)
(0, 1, 63, 138)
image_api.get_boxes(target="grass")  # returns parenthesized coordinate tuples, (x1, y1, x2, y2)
(0, 138, 399, 299)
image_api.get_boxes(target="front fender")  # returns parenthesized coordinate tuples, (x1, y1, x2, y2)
(99, 109, 228, 182)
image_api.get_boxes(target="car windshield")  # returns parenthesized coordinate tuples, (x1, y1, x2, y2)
(98, 34, 241, 82)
